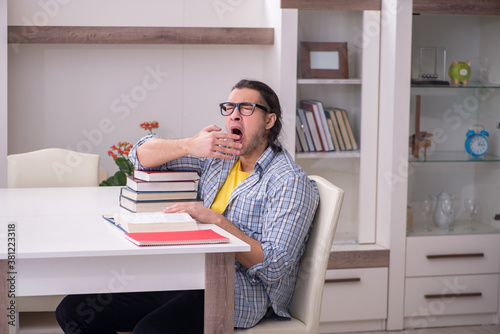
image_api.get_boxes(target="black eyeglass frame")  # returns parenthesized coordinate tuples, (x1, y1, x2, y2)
(219, 102, 272, 116)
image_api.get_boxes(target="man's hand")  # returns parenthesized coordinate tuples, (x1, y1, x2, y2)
(189, 125, 242, 160)
(164, 202, 264, 269)
(164, 201, 222, 224)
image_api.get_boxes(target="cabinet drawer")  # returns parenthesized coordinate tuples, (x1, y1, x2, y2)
(320, 268, 388, 322)
(404, 274, 499, 317)
(406, 234, 500, 277)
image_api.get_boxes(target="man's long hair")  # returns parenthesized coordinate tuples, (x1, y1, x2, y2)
(232, 79, 283, 152)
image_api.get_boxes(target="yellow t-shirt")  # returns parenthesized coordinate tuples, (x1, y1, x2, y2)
(211, 158, 250, 214)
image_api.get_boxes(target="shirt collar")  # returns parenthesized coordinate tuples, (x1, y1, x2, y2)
(253, 146, 276, 175)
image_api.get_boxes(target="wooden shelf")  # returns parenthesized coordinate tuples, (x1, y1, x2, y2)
(413, 0, 500, 15)
(7, 26, 274, 45)
(281, 0, 500, 15)
(281, 0, 380, 11)
(328, 249, 390, 269)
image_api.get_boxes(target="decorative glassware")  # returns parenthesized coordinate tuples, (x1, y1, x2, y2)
(441, 198, 454, 232)
(420, 198, 433, 232)
(464, 198, 478, 232)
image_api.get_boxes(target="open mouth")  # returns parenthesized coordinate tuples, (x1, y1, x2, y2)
(231, 127, 243, 143)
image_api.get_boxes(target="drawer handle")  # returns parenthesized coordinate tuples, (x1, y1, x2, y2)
(424, 292, 482, 299)
(426, 253, 484, 260)
(325, 278, 361, 284)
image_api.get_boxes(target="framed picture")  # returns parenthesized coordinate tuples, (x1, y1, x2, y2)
(300, 42, 349, 79)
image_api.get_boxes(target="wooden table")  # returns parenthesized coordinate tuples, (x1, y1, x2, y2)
(0, 187, 249, 334)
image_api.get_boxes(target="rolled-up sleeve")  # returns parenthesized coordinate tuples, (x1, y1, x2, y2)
(128, 134, 157, 170)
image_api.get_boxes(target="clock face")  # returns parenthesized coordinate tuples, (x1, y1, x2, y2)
(467, 135, 488, 156)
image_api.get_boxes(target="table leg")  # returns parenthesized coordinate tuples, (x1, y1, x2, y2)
(205, 252, 234, 334)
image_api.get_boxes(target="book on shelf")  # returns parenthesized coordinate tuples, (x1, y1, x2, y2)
(296, 128, 303, 152)
(133, 170, 199, 182)
(296, 108, 315, 152)
(324, 111, 340, 151)
(300, 100, 327, 151)
(309, 100, 335, 151)
(120, 195, 203, 213)
(123, 229, 230, 247)
(332, 108, 353, 150)
(120, 187, 198, 201)
(295, 115, 308, 152)
(126, 176, 199, 192)
(340, 108, 358, 150)
(325, 108, 345, 151)
(103, 211, 198, 233)
(303, 108, 322, 151)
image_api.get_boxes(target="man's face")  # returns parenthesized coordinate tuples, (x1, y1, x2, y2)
(224, 88, 276, 157)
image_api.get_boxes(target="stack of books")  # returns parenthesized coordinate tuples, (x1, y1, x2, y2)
(120, 170, 201, 212)
(296, 100, 358, 153)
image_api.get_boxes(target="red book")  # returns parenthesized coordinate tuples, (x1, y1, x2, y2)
(124, 229, 230, 246)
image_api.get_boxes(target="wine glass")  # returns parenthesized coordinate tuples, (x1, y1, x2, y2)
(420, 198, 433, 232)
(441, 198, 454, 232)
(464, 198, 478, 232)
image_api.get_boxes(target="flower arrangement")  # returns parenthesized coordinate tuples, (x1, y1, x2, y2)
(140, 121, 159, 134)
(100, 122, 159, 186)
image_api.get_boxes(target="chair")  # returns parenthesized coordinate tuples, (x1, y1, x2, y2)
(7, 148, 101, 333)
(7, 148, 100, 188)
(235, 175, 344, 334)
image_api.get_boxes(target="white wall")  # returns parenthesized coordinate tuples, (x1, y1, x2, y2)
(0, 0, 6, 188)
(6, 0, 284, 178)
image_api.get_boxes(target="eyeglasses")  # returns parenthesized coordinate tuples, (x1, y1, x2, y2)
(219, 102, 271, 116)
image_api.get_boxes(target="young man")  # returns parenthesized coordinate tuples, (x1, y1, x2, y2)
(56, 79, 319, 333)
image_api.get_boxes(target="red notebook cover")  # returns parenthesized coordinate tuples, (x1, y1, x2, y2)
(124, 229, 230, 247)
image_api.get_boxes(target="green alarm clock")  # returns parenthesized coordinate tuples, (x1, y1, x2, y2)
(465, 125, 489, 157)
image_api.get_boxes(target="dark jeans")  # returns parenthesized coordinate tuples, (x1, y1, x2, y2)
(55, 290, 204, 334)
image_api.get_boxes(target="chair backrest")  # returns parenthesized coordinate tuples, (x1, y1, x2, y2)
(7, 148, 100, 188)
(289, 175, 344, 333)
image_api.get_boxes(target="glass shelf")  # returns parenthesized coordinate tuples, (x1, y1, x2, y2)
(411, 81, 500, 89)
(409, 151, 500, 163)
(408, 220, 500, 237)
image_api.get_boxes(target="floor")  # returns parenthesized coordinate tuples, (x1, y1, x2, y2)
(344, 325, 500, 334)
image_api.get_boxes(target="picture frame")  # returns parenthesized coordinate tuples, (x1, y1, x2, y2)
(300, 41, 349, 79)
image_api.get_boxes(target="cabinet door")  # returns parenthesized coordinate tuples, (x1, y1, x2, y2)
(320, 268, 388, 322)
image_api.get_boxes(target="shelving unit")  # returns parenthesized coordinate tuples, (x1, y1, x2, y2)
(290, 7, 380, 245)
(404, 10, 500, 329)
(7, 26, 274, 45)
(281, 2, 388, 332)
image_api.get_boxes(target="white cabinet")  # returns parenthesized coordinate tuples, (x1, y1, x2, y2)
(404, 234, 500, 328)
(319, 268, 388, 333)
(401, 8, 500, 330)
